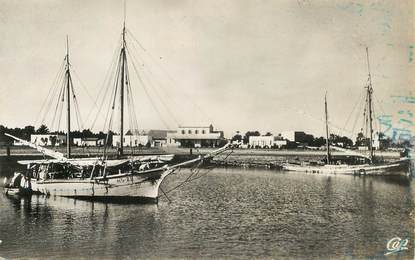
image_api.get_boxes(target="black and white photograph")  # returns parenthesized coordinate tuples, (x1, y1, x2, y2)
(0, 0, 413, 259)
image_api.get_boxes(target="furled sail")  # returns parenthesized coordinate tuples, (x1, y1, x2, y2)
(330, 145, 371, 160)
(5, 133, 66, 160)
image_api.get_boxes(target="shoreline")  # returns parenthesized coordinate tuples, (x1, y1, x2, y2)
(0, 146, 403, 170)
(0, 146, 402, 157)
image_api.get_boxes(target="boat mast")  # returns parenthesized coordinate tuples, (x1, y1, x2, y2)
(366, 47, 374, 163)
(65, 36, 71, 159)
(325, 92, 331, 164)
(119, 22, 127, 156)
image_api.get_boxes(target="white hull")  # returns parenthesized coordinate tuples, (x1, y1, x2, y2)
(29, 168, 175, 203)
(282, 159, 410, 176)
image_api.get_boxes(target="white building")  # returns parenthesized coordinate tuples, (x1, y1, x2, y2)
(30, 134, 66, 146)
(113, 131, 152, 147)
(167, 124, 224, 148)
(249, 135, 287, 148)
(280, 131, 295, 142)
(357, 133, 381, 151)
(148, 130, 176, 147)
(73, 137, 100, 147)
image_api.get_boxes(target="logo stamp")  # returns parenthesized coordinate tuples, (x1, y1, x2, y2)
(385, 237, 409, 256)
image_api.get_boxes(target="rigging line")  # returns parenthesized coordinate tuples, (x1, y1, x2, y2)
(74, 100, 82, 131)
(372, 105, 381, 136)
(35, 59, 66, 126)
(70, 82, 83, 131)
(126, 44, 180, 126)
(127, 38, 180, 119)
(124, 61, 142, 134)
(124, 57, 141, 134)
(187, 167, 215, 182)
(103, 77, 120, 137)
(343, 91, 364, 131)
(50, 79, 65, 132)
(56, 94, 64, 132)
(123, 56, 140, 134)
(104, 105, 116, 156)
(362, 88, 369, 136)
(126, 41, 178, 119)
(129, 91, 142, 139)
(126, 29, 212, 123)
(71, 68, 100, 114)
(91, 67, 118, 131)
(164, 166, 201, 194)
(125, 79, 134, 137)
(104, 49, 123, 133)
(127, 84, 140, 135)
(70, 78, 84, 130)
(40, 62, 66, 125)
(36, 60, 65, 124)
(103, 103, 116, 157)
(127, 47, 171, 129)
(89, 36, 124, 129)
(125, 85, 135, 134)
(126, 50, 175, 130)
(373, 93, 386, 117)
(350, 89, 366, 138)
(92, 55, 121, 132)
(55, 76, 68, 132)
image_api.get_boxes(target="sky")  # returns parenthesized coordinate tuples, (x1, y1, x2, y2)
(0, 0, 413, 139)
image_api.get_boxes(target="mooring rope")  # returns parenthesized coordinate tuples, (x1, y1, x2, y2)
(159, 148, 234, 200)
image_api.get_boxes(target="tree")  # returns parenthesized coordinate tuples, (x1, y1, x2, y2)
(96, 131, 106, 140)
(378, 132, 391, 150)
(309, 136, 326, 147)
(330, 134, 353, 147)
(265, 132, 272, 136)
(22, 125, 35, 140)
(81, 129, 94, 138)
(231, 133, 242, 142)
(36, 124, 49, 134)
(355, 132, 369, 147)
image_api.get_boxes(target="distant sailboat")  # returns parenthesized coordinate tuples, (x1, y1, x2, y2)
(282, 48, 410, 176)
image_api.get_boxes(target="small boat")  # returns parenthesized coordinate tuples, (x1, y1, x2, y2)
(282, 48, 411, 177)
(3, 172, 33, 196)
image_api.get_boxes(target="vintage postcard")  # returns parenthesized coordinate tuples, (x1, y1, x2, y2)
(0, 0, 413, 259)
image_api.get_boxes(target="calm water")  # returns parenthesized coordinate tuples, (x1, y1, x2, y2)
(0, 159, 414, 259)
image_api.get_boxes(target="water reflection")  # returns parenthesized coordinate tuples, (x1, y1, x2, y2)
(0, 165, 413, 259)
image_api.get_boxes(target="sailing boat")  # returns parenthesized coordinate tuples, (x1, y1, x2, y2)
(282, 48, 410, 176)
(4, 24, 231, 202)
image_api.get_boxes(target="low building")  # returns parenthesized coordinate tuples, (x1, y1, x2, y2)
(249, 135, 273, 148)
(148, 129, 176, 147)
(30, 134, 66, 146)
(97, 139, 106, 146)
(112, 129, 180, 148)
(13, 140, 26, 146)
(167, 124, 225, 148)
(113, 130, 152, 147)
(357, 133, 380, 151)
(249, 135, 287, 148)
(280, 131, 312, 143)
(280, 131, 296, 142)
(73, 137, 100, 147)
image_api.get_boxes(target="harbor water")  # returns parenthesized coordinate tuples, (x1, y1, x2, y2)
(0, 160, 413, 259)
